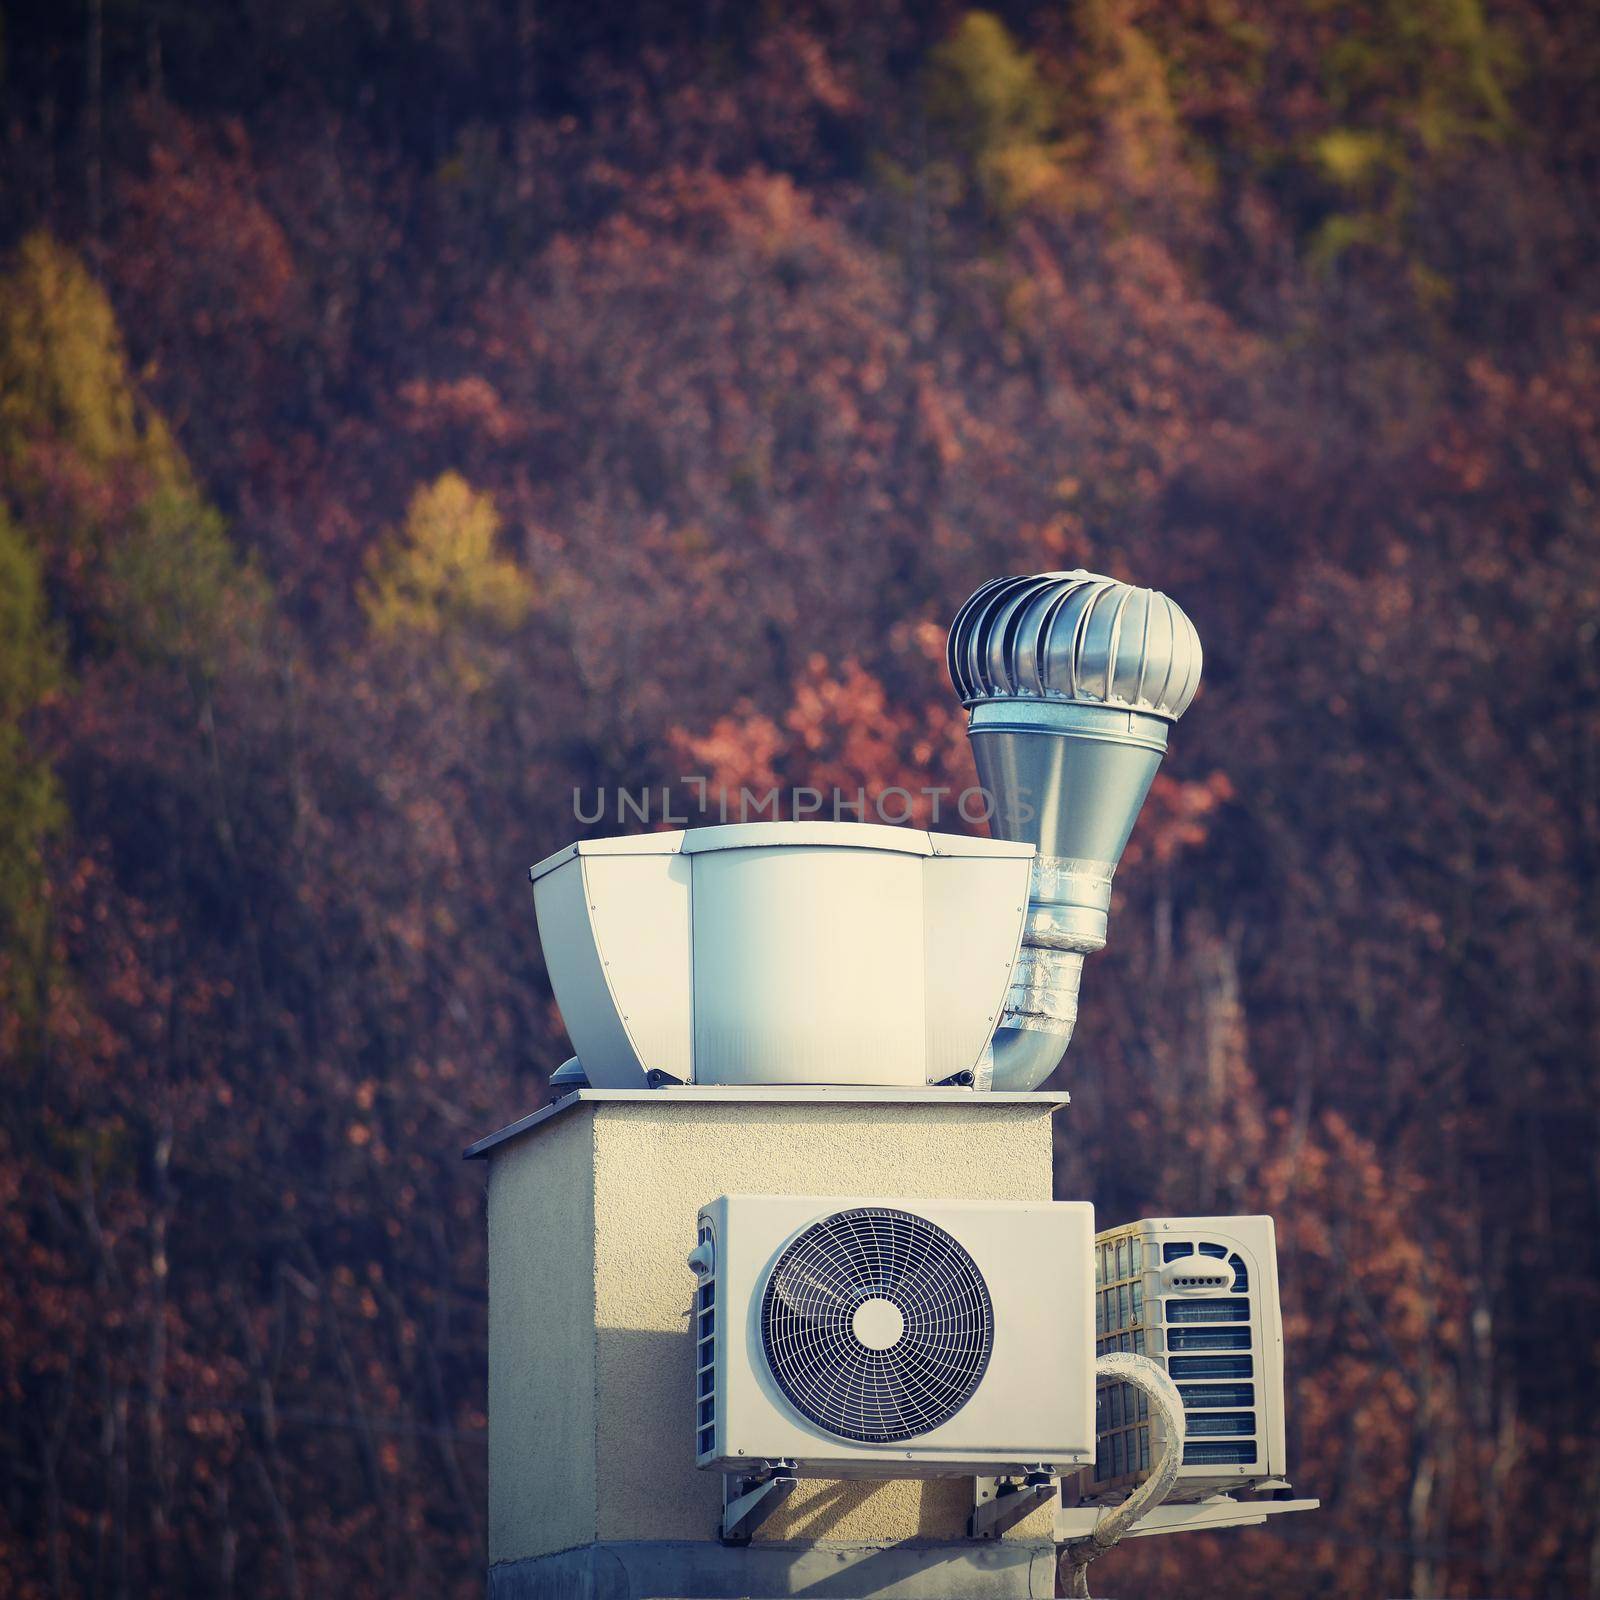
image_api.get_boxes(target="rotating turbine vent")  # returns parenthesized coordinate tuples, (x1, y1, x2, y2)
(947, 569, 1204, 1091)
(948, 570, 1202, 718)
(759, 1208, 994, 1444)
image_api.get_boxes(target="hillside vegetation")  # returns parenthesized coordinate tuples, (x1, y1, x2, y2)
(1, 3, 1597, 1594)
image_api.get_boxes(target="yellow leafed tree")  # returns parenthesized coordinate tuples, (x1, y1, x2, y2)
(925, 12, 1064, 217)
(0, 231, 183, 487)
(0, 511, 64, 1009)
(364, 471, 534, 641)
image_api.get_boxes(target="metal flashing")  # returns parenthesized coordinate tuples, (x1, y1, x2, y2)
(531, 822, 1035, 883)
(463, 1085, 1071, 1160)
(681, 820, 934, 855)
(528, 829, 688, 883)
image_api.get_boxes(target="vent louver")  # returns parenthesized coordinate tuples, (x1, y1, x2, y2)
(759, 1207, 993, 1444)
(1094, 1231, 1269, 1482)
(694, 1220, 717, 1461)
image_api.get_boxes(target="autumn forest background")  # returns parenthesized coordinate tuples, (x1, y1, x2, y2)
(1, 0, 1597, 1595)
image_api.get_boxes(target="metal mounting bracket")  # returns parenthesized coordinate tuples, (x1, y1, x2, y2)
(1054, 1492, 1321, 1541)
(719, 1462, 798, 1545)
(969, 1470, 1057, 1539)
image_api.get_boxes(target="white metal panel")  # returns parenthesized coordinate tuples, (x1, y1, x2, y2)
(926, 833, 1035, 859)
(531, 856, 651, 1089)
(681, 822, 1034, 858)
(1138, 1215, 1285, 1486)
(530, 829, 686, 883)
(690, 846, 926, 1085)
(581, 851, 693, 1086)
(682, 821, 933, 856)
(922, 853, 1031, 1084)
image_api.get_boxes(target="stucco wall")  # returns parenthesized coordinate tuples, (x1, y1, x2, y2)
(487, 1111, 597, 1563)
(486, 1093, 1060, 1565)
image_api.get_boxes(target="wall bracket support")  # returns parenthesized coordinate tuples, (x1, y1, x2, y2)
(968, 1470, 1057, 1539)
(719, 1462, 798, 1545)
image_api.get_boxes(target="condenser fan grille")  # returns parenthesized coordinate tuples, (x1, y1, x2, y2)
(759, 1207, 993, 1444)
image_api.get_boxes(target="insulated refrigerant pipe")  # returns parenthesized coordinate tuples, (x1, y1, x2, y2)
(1059, 1352, 1188, 1599)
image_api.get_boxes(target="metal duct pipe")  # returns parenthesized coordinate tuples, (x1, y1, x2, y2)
(948, 571, 1203, 1090)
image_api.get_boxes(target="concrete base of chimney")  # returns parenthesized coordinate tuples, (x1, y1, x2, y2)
(485, 1538, 1057, 1599)
(469, 1087, 1070, 1573)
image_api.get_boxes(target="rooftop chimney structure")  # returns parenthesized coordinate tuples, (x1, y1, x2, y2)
(468, 569, 1312, 1600)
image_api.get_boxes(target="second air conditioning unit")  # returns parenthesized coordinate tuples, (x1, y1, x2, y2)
(1078, 1214, 1288, 1504)
(689, 1194, 1095, 1477)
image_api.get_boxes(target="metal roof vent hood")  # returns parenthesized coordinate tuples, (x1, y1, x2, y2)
(947, 570, 1203, 1090)
(529, 823, 1035, 1091)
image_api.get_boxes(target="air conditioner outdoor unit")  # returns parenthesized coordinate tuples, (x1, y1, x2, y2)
(1077, 1215, 1288, 1504)
(689, 1194, 1095, 1478)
